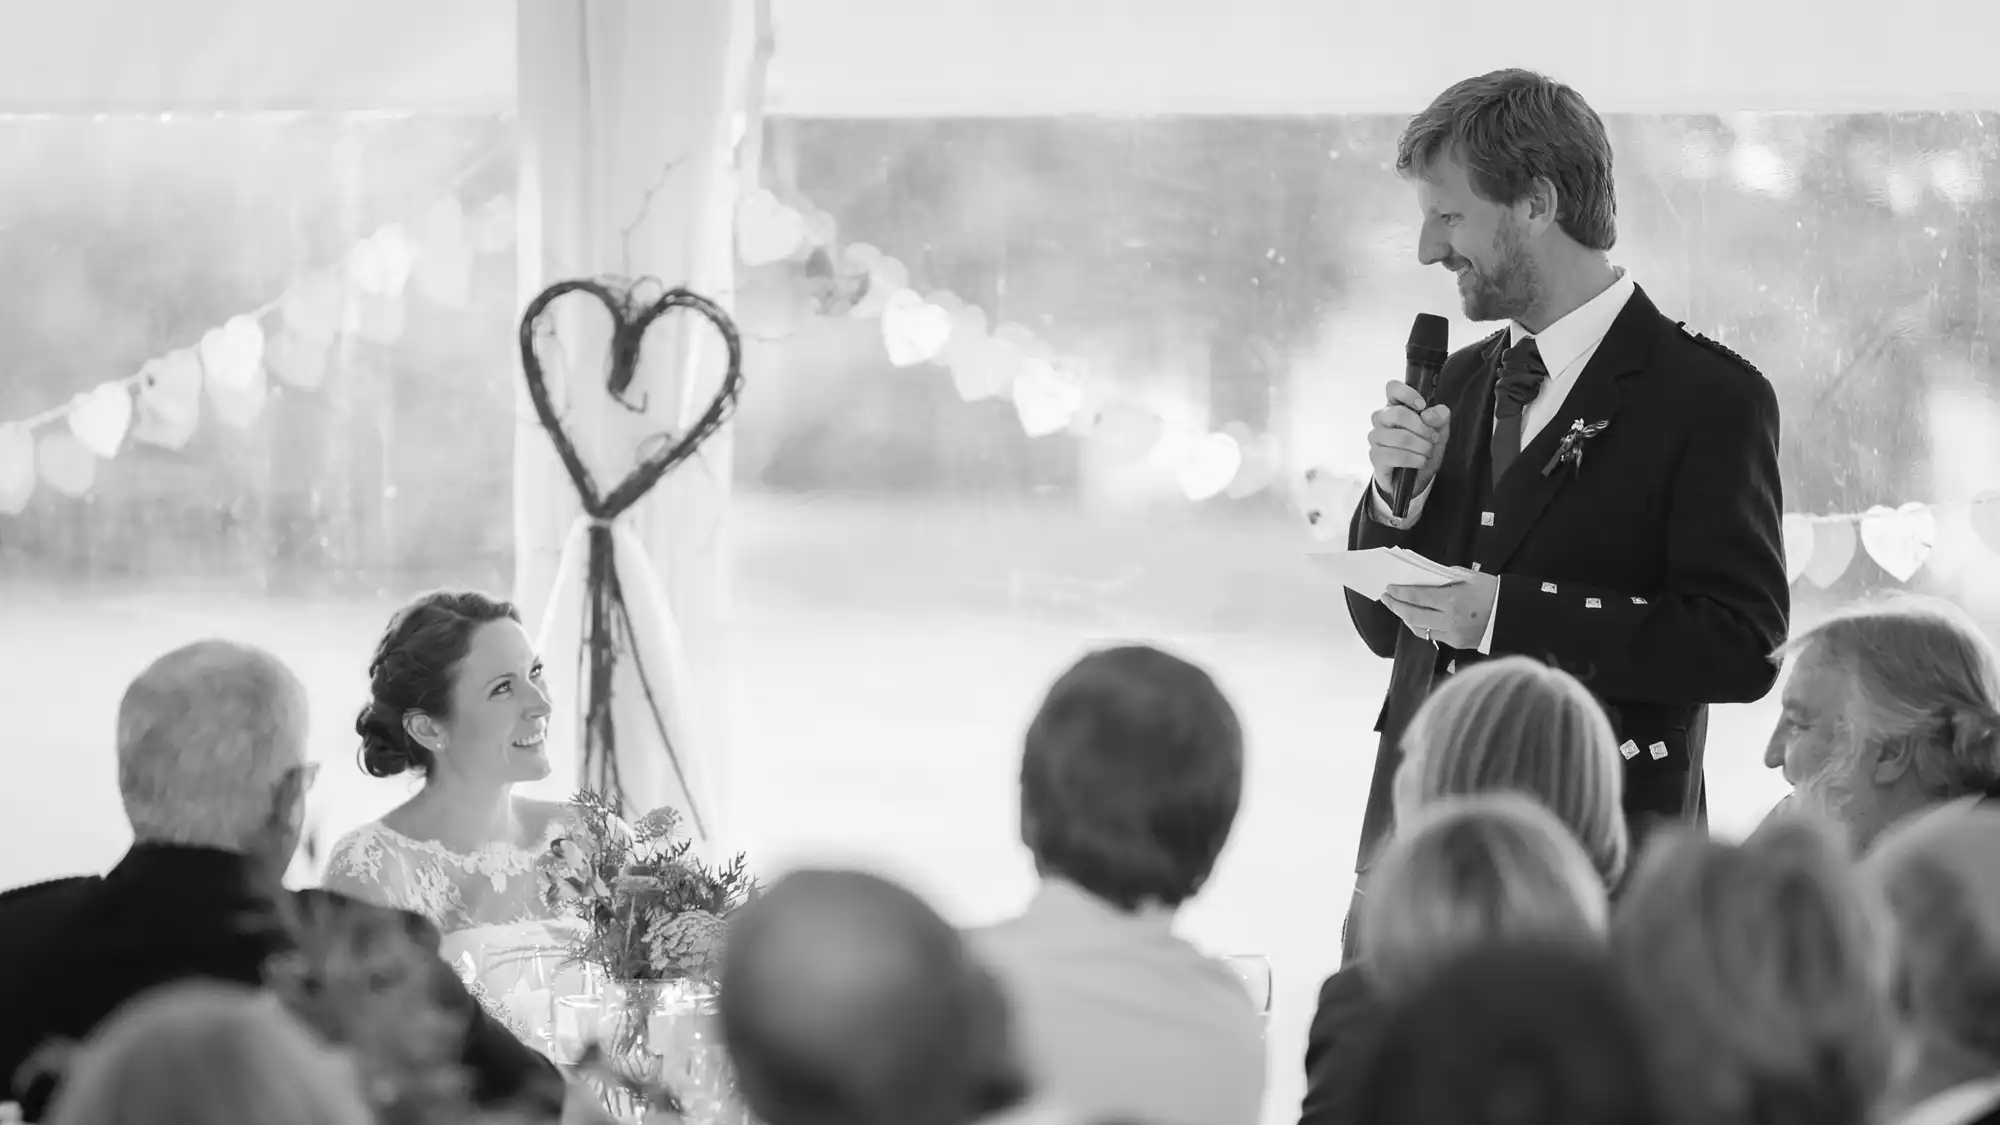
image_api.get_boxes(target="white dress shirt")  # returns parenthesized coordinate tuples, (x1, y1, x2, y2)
(1370, 268, 1637, 652)
(966, 878, 1266, 1125)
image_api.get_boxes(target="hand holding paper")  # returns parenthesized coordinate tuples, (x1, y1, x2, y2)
(1309, 546, 1462, 603)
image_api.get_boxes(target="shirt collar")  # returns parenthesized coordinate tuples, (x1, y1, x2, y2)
(1900, 1078, 2000, 1125)
(1508, 268, 1635, 376)
(1026, 876, 1179, 931)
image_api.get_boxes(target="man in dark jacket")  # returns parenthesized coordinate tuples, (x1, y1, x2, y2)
(1344, 69, 1789, 959)
(0, 640, 564, 1121)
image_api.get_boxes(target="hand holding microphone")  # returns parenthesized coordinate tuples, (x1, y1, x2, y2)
(1368, 314, 1451, 515)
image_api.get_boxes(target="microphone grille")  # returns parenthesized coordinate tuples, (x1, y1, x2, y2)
(1408, 313, 1450, 353)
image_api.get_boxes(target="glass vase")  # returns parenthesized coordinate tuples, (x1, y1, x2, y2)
(595, 977, 737, 1123)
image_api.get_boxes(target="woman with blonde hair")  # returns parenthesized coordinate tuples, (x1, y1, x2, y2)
(1611, 815, 1892, 1125)
(1361, 792, 1609, 994)
(46, 981, 373, 1125)
(1392, 656, 1629, 892)
(1301, 793, 1611, 1125)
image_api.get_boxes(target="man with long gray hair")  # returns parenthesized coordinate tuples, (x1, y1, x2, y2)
(1861, 803, 2000, 1125)
(1764, 597, 2000, 850)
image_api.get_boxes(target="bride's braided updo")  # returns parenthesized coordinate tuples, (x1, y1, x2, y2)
(356, 591, 521, 778)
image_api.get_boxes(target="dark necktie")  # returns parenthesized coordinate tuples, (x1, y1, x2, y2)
(1491, 337, 1549, 484)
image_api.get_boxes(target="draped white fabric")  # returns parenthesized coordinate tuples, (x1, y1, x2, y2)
(527, 517, 717, 847)
(509, 0, 756, 854)
(2, 0, 1995, 116)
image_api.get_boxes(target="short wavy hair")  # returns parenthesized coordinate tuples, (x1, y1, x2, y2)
(117, 640, 310, 850)
(1612, 816, 1892, 1125)
(1356, 940, 1666, 1125)
(1396, 68, 1618, 251)
(1397, 655, 1629, 889)
(1777, 596, 2000, 803)
(1361, 792, 1609, 997)
(1020, 645, 1243, 909)
(48, 981, 372, 1125)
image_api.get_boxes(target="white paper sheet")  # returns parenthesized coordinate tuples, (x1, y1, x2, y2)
(1308, 546, 1464, 602)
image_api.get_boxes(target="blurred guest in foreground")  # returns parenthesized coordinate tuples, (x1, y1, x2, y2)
(1764, 597, 2000, 849)
(721, 868, 1032, 1125)
(1613, 816, 1891, 1125)
(43, 981, 372, 1125)
(0, 640, 561, 1121)
(967, 645, 1263, 1125)
(1352, 941, 1665, 1125)
(1302, 793, 1609, 1125)
(1341, 654, 1629, 962)
(1861, 803, 2000, 1125)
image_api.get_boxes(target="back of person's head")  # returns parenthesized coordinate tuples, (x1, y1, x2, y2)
(1395, 68, 1617, 251)
(266, 892, 475, 1122)
(46, 980, 371, 1125)
(1355, 940, 1663, 1125)
(1861, 802, 2000, 1080)
(117, 639, 311, 861)
(1397, 655, 1628, 887)
(355, 589, 523, 779)
(1019, 644, 1243, 910)
(1778, 596, 2000, 807)
(1361, 793, 1608, 996)
(1612, 816, 1890, 1125)
(720, 868, 1026, 1125)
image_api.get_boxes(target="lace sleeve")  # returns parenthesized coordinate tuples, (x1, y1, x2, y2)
(321, 824, 426, 916)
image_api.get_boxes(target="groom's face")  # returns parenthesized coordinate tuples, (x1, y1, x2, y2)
(1413, 155, 1540, 323)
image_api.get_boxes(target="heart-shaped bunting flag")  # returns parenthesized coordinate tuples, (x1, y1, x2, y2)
(736, 190, 809, 267)
(1803, 517, 1857, 588)
(36, 430, 95, 497)
(1012, 358, 1082, 437)
(1859, 502, 1937, 583)
(1781, 513, 1814, 584)
(67, 381, 133, 459)
(1177, 432, 1244, 501)
(0, 424, 34, 515)
(132, 349, 204, 449)
(880, 290, 955, 367)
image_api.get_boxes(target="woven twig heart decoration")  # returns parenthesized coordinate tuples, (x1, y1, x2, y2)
(516, 277, 743, 827)
(517, 278, 744, 522)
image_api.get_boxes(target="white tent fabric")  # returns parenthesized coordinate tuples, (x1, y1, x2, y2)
(1, 0, 1994, 116)
(0, 0, 511, 113)
(506, 0, 755, 851)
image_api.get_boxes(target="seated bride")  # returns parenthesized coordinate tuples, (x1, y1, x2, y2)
(323, 590, 581, 994)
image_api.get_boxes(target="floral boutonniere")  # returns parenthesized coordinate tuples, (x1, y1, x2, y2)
(1541, 418, 1610, 477)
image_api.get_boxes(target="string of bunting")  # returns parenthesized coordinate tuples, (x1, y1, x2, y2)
(1780, 496, 2000, 588)
(0, 161, 517, 517)
(733, 187, 1282, 503)
(735, 186, 2000, 588)
(12, 170, 1998, 596)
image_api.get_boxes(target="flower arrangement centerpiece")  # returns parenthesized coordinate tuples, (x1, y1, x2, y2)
(539, 789, 757, 1112)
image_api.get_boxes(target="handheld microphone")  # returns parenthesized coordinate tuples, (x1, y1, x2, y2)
(1390, 313, 1450, 518)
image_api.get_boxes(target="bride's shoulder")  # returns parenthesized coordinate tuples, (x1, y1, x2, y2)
(322, 819, 401, 871)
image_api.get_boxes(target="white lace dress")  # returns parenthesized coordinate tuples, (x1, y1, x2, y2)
(321, 819, 583, 1003)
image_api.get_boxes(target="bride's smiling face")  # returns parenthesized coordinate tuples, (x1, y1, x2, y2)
(434, 618, 554, 784)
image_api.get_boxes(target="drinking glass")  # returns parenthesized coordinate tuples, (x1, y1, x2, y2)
(1220, 953, 1273, 1027)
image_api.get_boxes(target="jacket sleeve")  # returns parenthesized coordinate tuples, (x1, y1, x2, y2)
(1344, 488, 1414, 660)
(1299, 967, 1382, 1125)
(1490, 368, 1789, 705)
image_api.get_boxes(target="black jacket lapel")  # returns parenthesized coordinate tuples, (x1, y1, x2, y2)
(1477, 287, 1664, 573)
